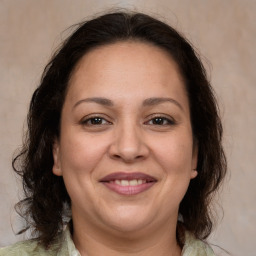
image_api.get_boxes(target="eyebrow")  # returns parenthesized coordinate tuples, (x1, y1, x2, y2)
(73, 97, 183, 111)
(142, 97, 184, 111)
(73, 97, 114, 110)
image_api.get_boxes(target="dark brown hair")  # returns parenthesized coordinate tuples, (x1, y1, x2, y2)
(13, 11, 227, 248)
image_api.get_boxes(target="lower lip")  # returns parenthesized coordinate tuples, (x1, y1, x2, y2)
(102, 182, 156, 195)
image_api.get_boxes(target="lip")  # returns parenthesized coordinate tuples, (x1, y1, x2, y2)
(99, 172, 157, 196)
(100, 172, 157, 182)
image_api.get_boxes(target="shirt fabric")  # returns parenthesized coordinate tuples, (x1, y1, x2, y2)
(0, 227, 215, 256)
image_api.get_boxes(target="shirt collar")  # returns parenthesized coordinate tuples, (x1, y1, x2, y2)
(57, 225, 214, 256)
(57, 225, 81, 256)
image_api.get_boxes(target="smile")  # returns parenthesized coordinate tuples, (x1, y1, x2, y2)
(111, 179, 146, 186)
(99, 172, 157, 195)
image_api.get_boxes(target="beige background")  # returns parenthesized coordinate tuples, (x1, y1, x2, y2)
(0, 0, 255, 255)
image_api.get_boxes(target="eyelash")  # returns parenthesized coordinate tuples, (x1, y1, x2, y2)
(145, 116, 175, 126)
(80, 116, 112, 126)
(80, 114, 176, 127)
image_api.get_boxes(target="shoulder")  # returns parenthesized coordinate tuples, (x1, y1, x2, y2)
(0, 240, 46, 256)
(0, 227, 76, 256)
(182, 231, 215, 256)
(0, 239, 60, 256)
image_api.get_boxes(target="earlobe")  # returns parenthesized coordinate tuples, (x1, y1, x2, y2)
(52, 139, 62, 176)
(191, 168, 198, 179)
(191, 140, 198, 179)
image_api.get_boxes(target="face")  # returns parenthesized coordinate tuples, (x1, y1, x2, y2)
(53, 41, 197, 237)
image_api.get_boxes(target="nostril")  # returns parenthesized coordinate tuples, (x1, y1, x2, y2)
(113, 154, 145, 163)
(108, 138, 150, 162)
(112, 154, 122, 160)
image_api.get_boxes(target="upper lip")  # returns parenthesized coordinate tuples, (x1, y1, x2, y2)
(99, 172, 157, 182)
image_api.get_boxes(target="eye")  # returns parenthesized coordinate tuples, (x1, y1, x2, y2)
(145, 116, 175, 126)
(81, 116, 111, 126)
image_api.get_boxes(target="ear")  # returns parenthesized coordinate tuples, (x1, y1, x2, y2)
(52, 138, 62, 176)
(190, 141, 198, 179)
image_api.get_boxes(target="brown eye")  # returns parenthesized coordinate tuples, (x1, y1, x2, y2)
(82, 117, 110, 126)
(89, 117, 104, 125)
(147, 117, 175, 125)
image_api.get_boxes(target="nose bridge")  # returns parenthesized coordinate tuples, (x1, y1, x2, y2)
(110, 117, 148, 162)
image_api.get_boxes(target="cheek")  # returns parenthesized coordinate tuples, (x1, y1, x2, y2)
(58, 131, 111, 208)
(59, 130, 110, 176)
(152, 132, 194, 201)
(153, 133, 194, 173)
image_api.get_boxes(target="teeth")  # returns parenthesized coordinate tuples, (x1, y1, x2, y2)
(129, 179, 138, 186)
(115, 180, 121, 185)
(138, 179, 143, 185)
(114, 179, 145, 186)
(121, 180, 129, 186)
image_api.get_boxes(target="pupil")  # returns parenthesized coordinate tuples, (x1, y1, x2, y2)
(91, 118, 102, 124)
(153, 118, 163, 125)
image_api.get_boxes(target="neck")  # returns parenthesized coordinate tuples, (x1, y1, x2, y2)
(72, 216, 181, 256)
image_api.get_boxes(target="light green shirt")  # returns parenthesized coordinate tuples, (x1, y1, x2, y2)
(0, 227, 215, 255)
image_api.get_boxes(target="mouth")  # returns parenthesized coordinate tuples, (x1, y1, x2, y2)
(99, 172, 157, 195)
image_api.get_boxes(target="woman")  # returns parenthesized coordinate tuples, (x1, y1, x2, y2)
(0, 11, 226, 255)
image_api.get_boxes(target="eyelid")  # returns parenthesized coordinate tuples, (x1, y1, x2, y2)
(80, 114, 113, 125)
(144, 114, 176, 125)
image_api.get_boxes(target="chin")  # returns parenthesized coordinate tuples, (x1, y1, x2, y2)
(101, 205, 157, 235)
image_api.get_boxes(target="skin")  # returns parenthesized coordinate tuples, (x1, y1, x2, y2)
(52, 41, 198, 256)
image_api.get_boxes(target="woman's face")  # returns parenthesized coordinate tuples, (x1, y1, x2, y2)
(53, 41, 197, 236)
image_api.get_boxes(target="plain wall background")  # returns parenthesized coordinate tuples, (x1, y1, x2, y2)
(1, 0, 255, 255)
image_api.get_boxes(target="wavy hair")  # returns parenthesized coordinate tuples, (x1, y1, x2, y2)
(13, 11, 227, 248)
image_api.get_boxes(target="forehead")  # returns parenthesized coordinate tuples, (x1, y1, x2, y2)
(66, 41, 188, 108)
(71, 41, 182, 79)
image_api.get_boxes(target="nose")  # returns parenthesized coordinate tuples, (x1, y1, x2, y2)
(108, 122, 149, 163)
